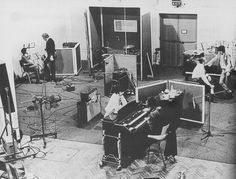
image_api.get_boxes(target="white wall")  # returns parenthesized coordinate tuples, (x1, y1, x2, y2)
(1, 0, 72, 75)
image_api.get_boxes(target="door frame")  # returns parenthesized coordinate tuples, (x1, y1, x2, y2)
(159, 13, 197, 67)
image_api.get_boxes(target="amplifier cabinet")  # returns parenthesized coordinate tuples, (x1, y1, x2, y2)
(113, 71, 129, 92)
(77, 94, 101, 127)
(80, 88, 98, 102)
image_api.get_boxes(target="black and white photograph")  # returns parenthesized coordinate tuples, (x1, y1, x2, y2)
(0, 0, 236, 178)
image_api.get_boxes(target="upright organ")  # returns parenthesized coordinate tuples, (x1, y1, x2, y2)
(99, 100, 150, 170)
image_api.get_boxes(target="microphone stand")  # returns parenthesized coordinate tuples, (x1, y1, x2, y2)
(201, 91, 225, 141)
(29, 95, 57, 148)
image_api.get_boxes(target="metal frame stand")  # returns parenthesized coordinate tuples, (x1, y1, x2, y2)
(99, 130, 122, 171)
(201, 92, 224, 141)
(0, 87, 37, 163)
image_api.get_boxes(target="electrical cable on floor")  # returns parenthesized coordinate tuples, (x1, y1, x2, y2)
(62, 106, 77, 117)
(20, 140, 47, 159)
(60, 98, 78, 101)
(43, 103, 77, 121)
(18, 102, 77, 122)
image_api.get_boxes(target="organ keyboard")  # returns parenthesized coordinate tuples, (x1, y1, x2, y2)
(99, 100, 150, 170)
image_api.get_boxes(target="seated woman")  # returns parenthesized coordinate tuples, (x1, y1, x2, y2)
(20, 48, 41, 84)
(104, 85, 127, 119)
(192, 57, 215, 94)
(146, 96, 177, 163)
(206, 45, 233, 88)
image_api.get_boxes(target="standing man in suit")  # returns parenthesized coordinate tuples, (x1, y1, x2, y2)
(42, 33, 56, 82)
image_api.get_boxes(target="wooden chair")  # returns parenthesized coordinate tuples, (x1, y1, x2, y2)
(147, 124, 170, 169)
(19, 60, 34, 84)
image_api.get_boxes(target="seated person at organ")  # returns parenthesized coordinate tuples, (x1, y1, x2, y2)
(104, 85, 127, 119)
(20, 48, 41, 84)
(145, 96, 177, 163)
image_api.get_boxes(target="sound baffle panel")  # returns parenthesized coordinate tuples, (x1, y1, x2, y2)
(135, 80, 205, 124)
(0, 63, 15, 114)
(168, 80, 205, 124)
(135, 81, 167, 103)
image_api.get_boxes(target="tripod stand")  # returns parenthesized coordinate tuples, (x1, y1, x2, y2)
(201, 92, 225, 141)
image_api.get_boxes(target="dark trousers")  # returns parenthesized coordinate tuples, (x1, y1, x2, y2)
(198, 78, 211, 94)
(149, 121, 177, 157)
(50, 60, 56, 81)
(164, 129, 177, 157)
(44, 59, 56, 81)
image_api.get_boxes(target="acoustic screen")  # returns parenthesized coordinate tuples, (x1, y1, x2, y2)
(136, 80, 205, 124)
(168, 80, 205, 124)
(135, 81, 167, 103)
(0, 63, 15, 114)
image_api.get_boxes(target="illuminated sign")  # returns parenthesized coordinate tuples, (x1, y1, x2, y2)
(172, 0, 182, 7)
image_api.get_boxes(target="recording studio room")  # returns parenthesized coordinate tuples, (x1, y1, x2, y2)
(1, 0, 236, 178)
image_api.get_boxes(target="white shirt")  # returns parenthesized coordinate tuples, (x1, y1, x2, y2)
(192, 63, 212, 86)
(104, 93, 127, 117)
(192, 63, 205, 79)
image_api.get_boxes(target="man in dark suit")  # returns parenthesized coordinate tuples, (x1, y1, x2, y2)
(42, 33, 56, 82)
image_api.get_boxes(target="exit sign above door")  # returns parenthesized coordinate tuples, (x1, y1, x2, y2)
(172, 0, 182, 7)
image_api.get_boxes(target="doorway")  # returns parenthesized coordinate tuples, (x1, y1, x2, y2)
(160, 14, 197, 67)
